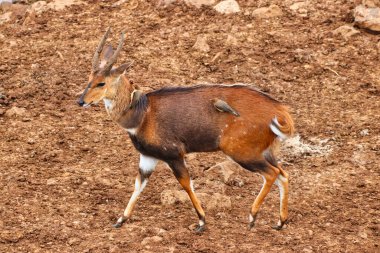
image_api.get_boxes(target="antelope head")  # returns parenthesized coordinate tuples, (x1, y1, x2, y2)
(78, 27, 133, 107)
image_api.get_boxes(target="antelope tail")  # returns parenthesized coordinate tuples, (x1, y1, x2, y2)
(269, 111, 295, 141)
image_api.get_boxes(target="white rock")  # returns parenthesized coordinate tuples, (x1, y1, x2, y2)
(289, 1, 307, 11)
(252, 4, 283, 18)
(47, 0, 84, 11)
(214, 0, 240, 14)
(47, 178, 58, 185)
(4, 106, 26, 117)
(185, 0, 216, 8)
(354, 4, 380, 32)
(30, 0, 84, 14)
(0, 12, 11, 25)
(30, 1, 48, 15)
(332, 25, 360, 39)
(192, 35, 210, 52)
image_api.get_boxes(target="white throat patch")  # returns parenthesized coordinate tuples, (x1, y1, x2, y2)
(103, 98, 113, 111)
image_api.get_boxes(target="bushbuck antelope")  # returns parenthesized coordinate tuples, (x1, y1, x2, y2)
(78, 28, 295, 232)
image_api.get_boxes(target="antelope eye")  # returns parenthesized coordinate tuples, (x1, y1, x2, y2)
(96, 82, 106, 87)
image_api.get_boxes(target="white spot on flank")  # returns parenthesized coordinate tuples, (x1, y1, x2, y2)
(126, 128, 138, 135)
(139, 154, 158, 174)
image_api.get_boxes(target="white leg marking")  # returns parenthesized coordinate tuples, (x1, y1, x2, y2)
(139, 154, 158, 174)
(199, 219, 205, 226)
(275, 175, 286, 207)
(190, 179, 195, 192)
(249, 214, 254, 223)
(123, 177, 148, 217)
(126, 128, 138, 135)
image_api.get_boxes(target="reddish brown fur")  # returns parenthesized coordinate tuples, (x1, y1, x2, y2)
(79, 30, 295, 231)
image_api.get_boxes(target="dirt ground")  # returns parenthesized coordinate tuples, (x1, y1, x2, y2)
(0, 0, 379, 252)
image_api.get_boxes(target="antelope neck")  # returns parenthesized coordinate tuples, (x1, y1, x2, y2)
(104, 78, 147, 131)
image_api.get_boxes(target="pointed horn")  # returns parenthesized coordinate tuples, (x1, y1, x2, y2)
(92, 27, 111, 72)
(103, 32, 125, 73)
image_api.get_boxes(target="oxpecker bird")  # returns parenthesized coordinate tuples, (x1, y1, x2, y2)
(211, 98, 240, 117)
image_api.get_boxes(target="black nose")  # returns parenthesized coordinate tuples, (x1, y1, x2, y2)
(77, 99, 85, 107)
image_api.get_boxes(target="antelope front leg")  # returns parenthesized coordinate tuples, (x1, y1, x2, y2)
(167, 159, 206, 233)
(113, 154, 158, 228)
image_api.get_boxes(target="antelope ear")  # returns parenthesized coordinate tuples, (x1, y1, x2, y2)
(110, 61, 134, 76)
(99, 45, 114, 68)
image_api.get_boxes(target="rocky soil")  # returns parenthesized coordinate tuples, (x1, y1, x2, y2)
(0, 0, 379, 252)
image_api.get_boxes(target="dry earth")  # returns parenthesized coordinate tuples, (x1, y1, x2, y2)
(0, 0, 379, 252)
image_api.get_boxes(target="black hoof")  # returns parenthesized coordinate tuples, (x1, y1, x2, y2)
(271, 224, 283, 230)
(194, 225, 205, 233)
(248, 222, 255, 231)
(113, 222, 123, 228)
(112, 218, 126, 228)
(272, 220, 287, 230)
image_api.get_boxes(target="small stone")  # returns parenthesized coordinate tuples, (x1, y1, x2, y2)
(192, 35, 210, 52)
(30, 1, 48, 15)
(112, 0, 128, 7)
(5, 106, 26, 118)
(31, 63, 40, 69)
(225, 34, 238, 46)
(252, 4, 283, 18)
(185, 0, 216, 8)
(214, 0, 240, 14)
(0, 12, 11, 25)
(161, 189, 188, 205)
(289, 2, 307, 11)
(27, 138, 35, 144)
(362, 0, 380, 8)
(359, 231, 368, 239)
(47, 0, 85, 11)
(360, 129, 369, 136)
(354, 4, 380, 32)
(302, 247, 313, 253)
(141, 236, 163, 246)
(333, 25, 360, 40)
(47, 178, 58, 185)
(68, 237, 80, 246)
(198, 192, 232, 210)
